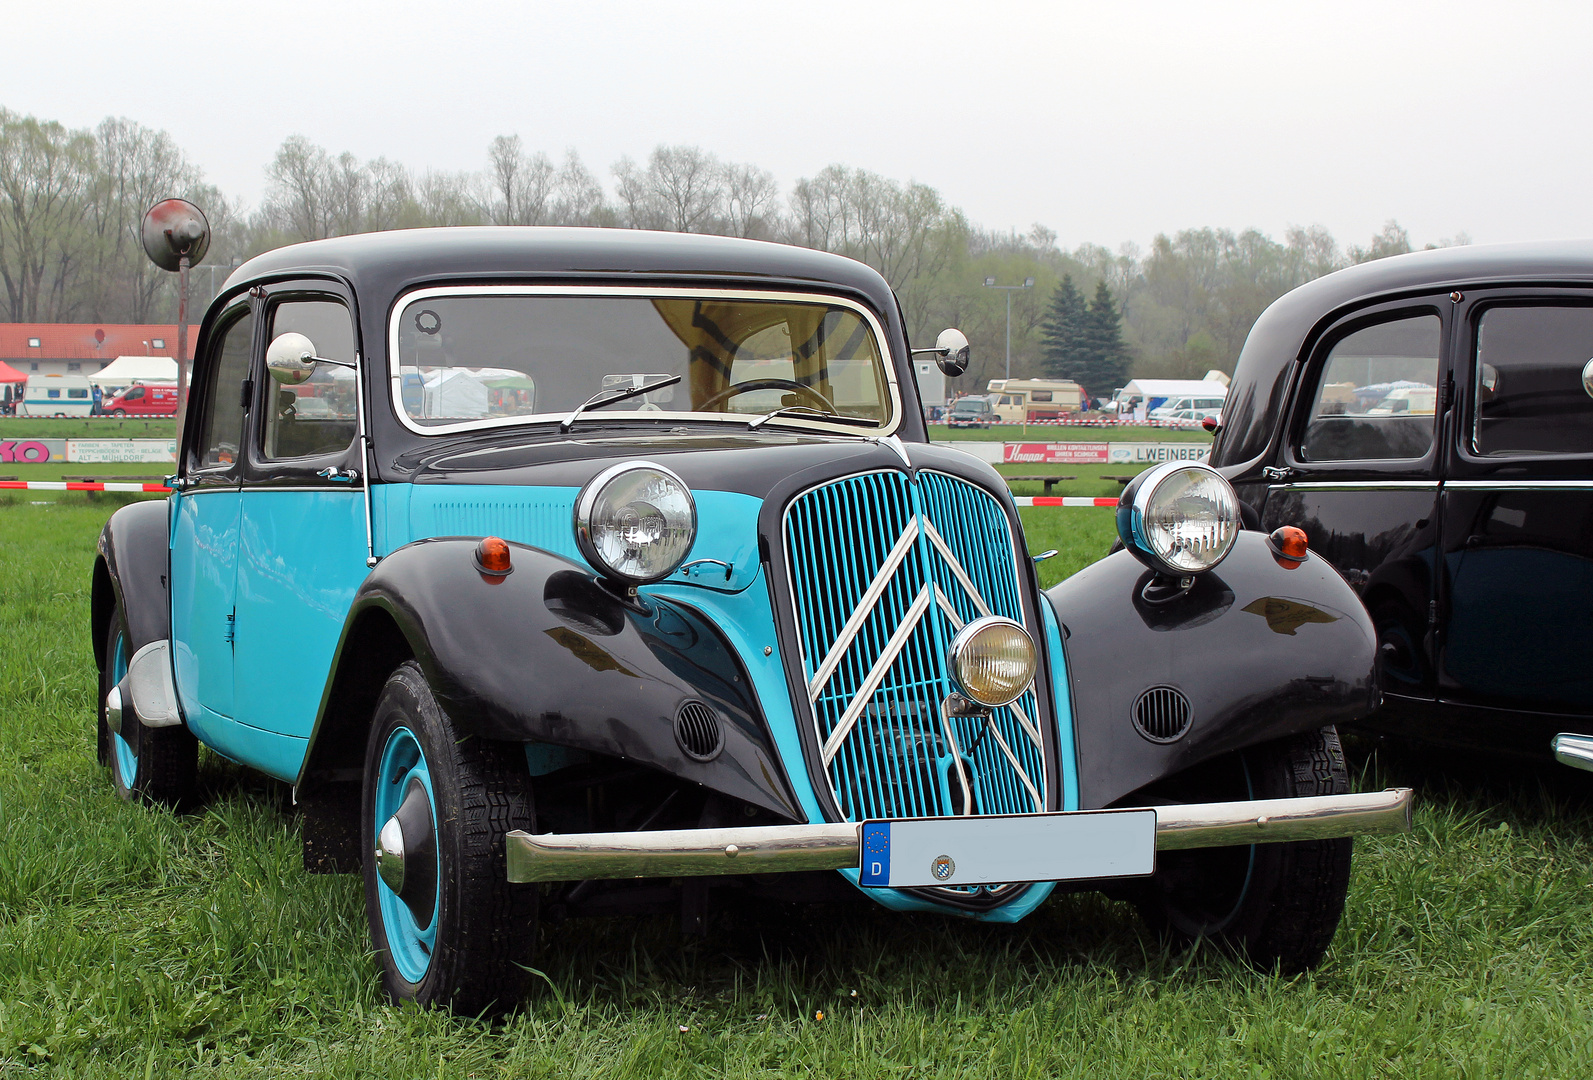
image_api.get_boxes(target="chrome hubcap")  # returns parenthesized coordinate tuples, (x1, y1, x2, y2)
(375, 815, 406, 893)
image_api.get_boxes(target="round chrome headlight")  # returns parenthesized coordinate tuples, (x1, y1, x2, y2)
(948, 616, 1037, 708)
(1117, 461, 1240, 576)
(574, 462, 697, 585)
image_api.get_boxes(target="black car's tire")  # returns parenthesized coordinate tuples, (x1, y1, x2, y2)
(1135, 726, 1353, 973)
(361, 661, 539, 1016)
(99, 605, 197, 807)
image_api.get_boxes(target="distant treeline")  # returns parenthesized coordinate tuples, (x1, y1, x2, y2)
(0, 107, 1468, 393)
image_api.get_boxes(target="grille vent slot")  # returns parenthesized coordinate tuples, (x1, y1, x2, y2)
(1133, 686, 1191, 743)
(675, 702, 724, 761)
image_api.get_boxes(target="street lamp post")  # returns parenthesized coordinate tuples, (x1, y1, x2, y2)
(983, 276, 1035, 381)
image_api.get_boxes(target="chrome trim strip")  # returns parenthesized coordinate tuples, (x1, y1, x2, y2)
(932, 583, 1044, 752)
(980, 711, 1045, 813)
(921, 517, 995, 620)
(1552, 733, 1593, 773)
(806, 519, 921, 699)
(819, 585, 935, 764)
(1266, 481, 1441, 492)
(385, 284, 903, 439)
(1445, 480, 1593, 491)
(503, 787, 1415, 882)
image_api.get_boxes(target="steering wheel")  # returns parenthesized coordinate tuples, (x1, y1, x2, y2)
(697, 378, 836, 414)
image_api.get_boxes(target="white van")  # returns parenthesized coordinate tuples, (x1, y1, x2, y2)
(1148, 395, 1226, 422)
(20, 374, 95, 417)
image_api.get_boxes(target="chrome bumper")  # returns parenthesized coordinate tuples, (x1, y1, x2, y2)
(505, 787, 1413, 884)
(1553, 733, 1593, 773)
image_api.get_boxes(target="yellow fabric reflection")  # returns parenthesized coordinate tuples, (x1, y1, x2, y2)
(650, 299, 837, 410)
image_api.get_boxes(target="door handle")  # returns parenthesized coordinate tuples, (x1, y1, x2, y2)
(316, 467, 359, 483)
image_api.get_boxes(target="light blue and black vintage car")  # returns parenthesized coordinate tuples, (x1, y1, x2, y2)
(93, 228, 1413, 1014)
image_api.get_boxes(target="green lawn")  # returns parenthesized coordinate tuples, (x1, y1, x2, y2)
(0, 417, 176, 439)
(3, 501, 1591, 1076)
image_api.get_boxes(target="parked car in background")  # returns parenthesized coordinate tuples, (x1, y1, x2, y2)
(946, 394, 995, 428)
(102, 382, 179, 417)
(1212, 240, 1593, 760)
(19, 373, 94, 416)
(94, 227, 1410, 1015)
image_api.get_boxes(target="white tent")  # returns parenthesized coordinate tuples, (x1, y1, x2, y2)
(421, 368, 489, 418)
(88, 355, 183, 389)
(1118, 379, 1230, 401)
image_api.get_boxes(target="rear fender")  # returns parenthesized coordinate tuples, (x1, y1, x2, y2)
(1047, 531, 1378, 808)
(298, 537, 802, 821)
(92, 499, 171, 669)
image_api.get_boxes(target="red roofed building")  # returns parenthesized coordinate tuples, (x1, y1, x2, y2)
(0, 323, 200, 379)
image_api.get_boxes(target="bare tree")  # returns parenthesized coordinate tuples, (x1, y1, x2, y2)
(647, 146, 723, 232)
(487, 135, 555, 225)
(722, 161, 779, 239)
(0, 109, 97, 321)
(552, 150, 606, 225)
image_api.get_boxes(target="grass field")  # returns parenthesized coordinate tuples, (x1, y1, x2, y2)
(0, 417, 176, 440)
(3, 500, 1592, 1077)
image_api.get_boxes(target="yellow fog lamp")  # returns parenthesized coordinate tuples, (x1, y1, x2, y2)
(948, 616, 1037, 708)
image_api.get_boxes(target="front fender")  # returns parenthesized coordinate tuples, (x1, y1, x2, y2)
(320, 537, 802, 820)
(92, 499, 171, 669)
(1047, 531, 1378, 808)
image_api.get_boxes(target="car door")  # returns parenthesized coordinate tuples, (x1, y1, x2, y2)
(1259, 300, 1451, 700)
(229, 284, 372, 780)
(170, 298, 254, 742)
(1438, 291, 1593, 722)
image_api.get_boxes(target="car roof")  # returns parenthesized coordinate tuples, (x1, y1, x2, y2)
(1213, 239, 1593, 470)
(224, 227, 899, 314)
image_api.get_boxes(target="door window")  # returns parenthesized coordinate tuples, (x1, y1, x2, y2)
(194, 308, 254, 470)
(262, 299, 358, 460)
(1472, 305, 1593, 456)
(1300, 313, 1441, 462)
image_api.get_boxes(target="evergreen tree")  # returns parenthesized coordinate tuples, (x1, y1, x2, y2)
(1075, 280, 1132, 400)
(1039, 274, 1086, 382)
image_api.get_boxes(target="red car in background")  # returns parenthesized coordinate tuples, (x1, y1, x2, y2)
(102, 383, 178, 416)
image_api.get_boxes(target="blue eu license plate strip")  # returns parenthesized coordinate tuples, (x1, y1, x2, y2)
(858, 809, 1156, 889)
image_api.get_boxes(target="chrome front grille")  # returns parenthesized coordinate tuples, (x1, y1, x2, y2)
(783, 470, 1048, 822)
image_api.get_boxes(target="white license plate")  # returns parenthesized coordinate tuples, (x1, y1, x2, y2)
(857, 809, 1157, 889)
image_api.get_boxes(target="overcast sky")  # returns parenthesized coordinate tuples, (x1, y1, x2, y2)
(7, 0, 1589, 251)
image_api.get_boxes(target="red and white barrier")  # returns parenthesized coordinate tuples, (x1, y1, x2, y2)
(1011, 496, 1119, 508)
(0, 480, 172, 493)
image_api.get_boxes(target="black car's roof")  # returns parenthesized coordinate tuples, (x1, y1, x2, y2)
(226, 226, 899, 313)
(1212, 239, 1593, 470)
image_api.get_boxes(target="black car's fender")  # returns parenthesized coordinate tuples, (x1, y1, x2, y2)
(1047, 531, 1379, 808)
(91, 499, 171, 670)
(298, 537, 802, 821)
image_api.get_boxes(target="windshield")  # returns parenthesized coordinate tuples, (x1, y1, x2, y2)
(388, 288, 897, 434)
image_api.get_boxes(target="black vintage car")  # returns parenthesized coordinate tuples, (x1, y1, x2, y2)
(94, 227, 1410, 1015)
(1212, 240, 1593, 758)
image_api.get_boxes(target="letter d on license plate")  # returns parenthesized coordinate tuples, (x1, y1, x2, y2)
(858, 810, 1156, 889)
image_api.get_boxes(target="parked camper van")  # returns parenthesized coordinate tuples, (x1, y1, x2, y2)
(985, 378, 1085, 423)
(20, 374, 94, 417)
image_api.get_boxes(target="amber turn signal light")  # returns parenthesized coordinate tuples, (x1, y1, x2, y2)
(474, 536, 513, 578)
(1268, 525, 1309, 569)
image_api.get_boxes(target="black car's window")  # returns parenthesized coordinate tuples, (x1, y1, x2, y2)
(193, 308, 254, 471)
(1473, 305, 1593, 456)
(388, 291, 893, 434)
(262, 299, 358, 461)
(1300, 313, 1441, 462)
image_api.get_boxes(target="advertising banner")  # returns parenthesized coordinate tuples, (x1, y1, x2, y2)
(1002, 442, 1111, 464)
(0, 438, 65, 463)
(1107, 442, 1210, 464)
(66, 439, 178, 464)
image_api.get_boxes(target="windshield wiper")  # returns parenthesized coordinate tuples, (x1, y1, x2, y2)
(747, 405, 879, 431)
(560, 375, 684, 432)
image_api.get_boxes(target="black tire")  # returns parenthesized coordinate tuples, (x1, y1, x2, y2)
(1135, 726, 1353, 973)
(99, 605, 197, 807)
(361, 661, 539, 1015)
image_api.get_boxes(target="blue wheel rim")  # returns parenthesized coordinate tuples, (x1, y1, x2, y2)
(374, 725, 440, 984)
(108, 627, 137, 789)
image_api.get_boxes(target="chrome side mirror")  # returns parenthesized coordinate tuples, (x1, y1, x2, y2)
(267, 333, 319, 385)
(1583, 357, 1593, 399)
(932, 328, 970, 377)
(911, 328, 971, 377)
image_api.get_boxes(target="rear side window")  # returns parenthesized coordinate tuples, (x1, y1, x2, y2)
(1300, 313, 1441, 462)
(1473, 305, 1593, 456)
